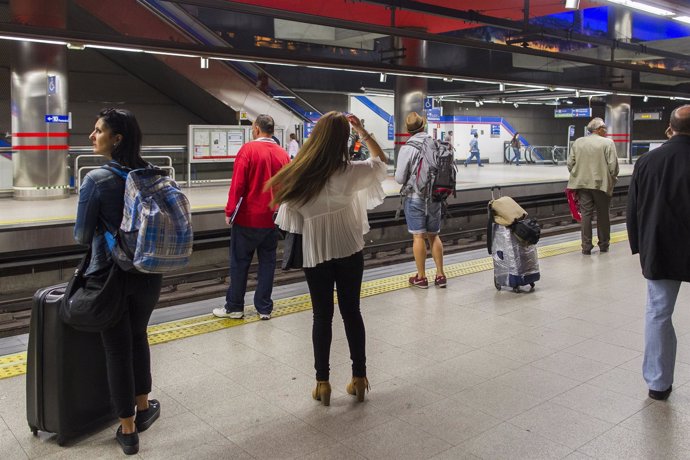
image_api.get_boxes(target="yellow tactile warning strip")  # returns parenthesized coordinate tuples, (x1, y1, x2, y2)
(0, 230, 629, 380)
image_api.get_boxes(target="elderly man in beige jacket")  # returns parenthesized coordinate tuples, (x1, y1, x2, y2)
(567, 117, 620, 255)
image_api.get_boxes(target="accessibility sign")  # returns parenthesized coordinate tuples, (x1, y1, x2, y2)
(45, 114, 69, 123)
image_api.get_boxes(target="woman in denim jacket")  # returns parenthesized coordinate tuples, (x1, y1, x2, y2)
(74, 108, 161, 455)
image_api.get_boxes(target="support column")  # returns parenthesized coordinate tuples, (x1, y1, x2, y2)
(603, 5, 632, 162)
(393, 35, 428, 165)
(11, 0, 69, 200)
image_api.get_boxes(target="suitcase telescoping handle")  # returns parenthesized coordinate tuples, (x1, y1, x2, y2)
(490, 185, 502, 200)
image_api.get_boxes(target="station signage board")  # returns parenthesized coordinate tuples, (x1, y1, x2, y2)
(554, 108, 592, 118)
(633, 111, 662, 121)
(45, 114, 69, 123)
(490, 124, 500, 137)
(426, 108, 441, 122)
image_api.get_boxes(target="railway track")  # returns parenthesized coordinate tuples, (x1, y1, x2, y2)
(0, 190, 628, 338)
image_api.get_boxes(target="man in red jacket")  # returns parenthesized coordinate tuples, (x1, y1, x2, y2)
(213, 114, 289, 320)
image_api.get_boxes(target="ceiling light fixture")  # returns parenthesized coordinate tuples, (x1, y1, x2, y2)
(565, 0, 580, 9)
(499, 83, 505, 92)
(200, 57, 209, 69)
(379, 73, 387, 83)
(475, 101, 480, 107)
(513, 102, 519, 108)
(643, 95, 649, 102)
(674, 16, 690, 24)
(604, 0, 674, 17)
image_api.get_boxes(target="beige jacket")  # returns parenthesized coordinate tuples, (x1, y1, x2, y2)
(567, 133, 619, 195)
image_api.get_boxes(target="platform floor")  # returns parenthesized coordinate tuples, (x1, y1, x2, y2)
(1, 226, 689, 459)
(0, 163, 634, 228)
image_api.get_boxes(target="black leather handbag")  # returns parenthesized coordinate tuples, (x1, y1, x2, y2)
(281, 232, 303, 270)
(59, 248, 126, 332)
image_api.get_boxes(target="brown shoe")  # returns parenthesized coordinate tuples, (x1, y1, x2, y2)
(346, 377, 370, 402)
(312, 381, 331, 406)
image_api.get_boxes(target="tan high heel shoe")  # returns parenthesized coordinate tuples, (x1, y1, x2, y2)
(312, 381, 331, 406)
(346, 377, 370, 402)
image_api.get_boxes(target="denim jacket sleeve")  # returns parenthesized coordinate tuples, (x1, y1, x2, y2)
(74, 174, 101, 246)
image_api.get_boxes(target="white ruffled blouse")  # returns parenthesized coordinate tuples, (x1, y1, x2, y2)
(274, 157, 388, 268)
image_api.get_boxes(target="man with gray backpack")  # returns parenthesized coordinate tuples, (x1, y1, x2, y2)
(395, 112, 456, 289)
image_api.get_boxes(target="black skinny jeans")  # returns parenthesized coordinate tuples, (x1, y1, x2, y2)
(100, 271, 162, 418)
(303, 251, 366, 381)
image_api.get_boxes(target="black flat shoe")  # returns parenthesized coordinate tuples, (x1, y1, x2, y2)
(116, 425, 139, 455)
(648, 386, 672, 401)
(135, 399, 161, 432)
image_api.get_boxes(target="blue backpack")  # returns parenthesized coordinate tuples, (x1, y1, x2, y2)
(104, 164, 193, 273)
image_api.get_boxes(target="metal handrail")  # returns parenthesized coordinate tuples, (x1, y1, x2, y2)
(525, 145, 567, 165)
(75, 154, 175, 189)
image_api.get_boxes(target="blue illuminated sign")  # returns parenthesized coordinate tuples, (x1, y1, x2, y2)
(45, 114, 69, 123)
(554, 108, 592, 119)
(490, 124, 500, 136)
(387, 122, 394, 141)
(426, 108, 441, 122)
(424, 97, 434, 110)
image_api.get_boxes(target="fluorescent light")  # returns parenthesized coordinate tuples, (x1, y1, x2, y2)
(605, 0, 674, 16)
(499, 83, 505, 92)
(85, 44, 144, 53)
(200, 57, 209, 69)
(145, 50, 199, 58)
(0, 35, 66, 46)
(379, 73, 387, 83)
(272, 95, 295, 99)
(565, 0, 580, 9)
(674, 16, 690, 24)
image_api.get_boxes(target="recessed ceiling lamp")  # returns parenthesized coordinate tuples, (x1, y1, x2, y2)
(604, 0, 674, 17)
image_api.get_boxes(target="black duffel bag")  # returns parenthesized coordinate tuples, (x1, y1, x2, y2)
(59, 248, 126, 332)
(511, 217, 541, 245)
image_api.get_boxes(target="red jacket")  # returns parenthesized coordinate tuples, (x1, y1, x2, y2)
(225, 139, 290, 228)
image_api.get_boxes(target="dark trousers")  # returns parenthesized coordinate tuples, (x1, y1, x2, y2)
(303, 251, 366, 381)
(225, 224, 278, 315)
(100, 272, 162, 418)
(577, 189, 611, 251)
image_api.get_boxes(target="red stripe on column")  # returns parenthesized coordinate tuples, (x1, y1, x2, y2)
(394, 141, 409, 145)
(14, 132, 69, 138)
(607, 133, 630, 137)
(395, 133, 411, 137)
(12, 145, 69, 150)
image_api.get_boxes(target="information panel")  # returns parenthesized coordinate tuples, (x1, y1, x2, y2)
(188, 125, 246, 163)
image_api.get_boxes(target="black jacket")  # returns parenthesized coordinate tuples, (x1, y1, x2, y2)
(627, 134, 690, 281)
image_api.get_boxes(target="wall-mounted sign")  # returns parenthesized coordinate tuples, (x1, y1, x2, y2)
(45, 114, 69, 123)
(554, 108, 592, 118)
(424, 97, 434, 110)
(633, 111, 662, 121)
(490, 124, 501, 137)
(426, 108, 441, 122)
(387, 122, 394, 141)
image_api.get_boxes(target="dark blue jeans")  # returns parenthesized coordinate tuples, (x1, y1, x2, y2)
(225, 224, 278, 315)
(303, 251, 366, 381)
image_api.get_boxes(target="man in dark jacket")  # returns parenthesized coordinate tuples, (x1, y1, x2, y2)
(627, 104, 690, 401)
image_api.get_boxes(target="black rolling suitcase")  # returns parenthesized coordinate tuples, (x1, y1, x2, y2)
(26, 284, 115, 445)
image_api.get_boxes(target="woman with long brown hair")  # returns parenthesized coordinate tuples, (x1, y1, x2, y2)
(268, 111, 387, 405)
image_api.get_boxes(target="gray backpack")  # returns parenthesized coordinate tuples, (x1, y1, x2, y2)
(401, 137, 456, 202)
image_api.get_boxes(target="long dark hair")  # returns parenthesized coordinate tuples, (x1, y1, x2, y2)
(266, 111, 350, 206)
(98, 108, 147, 169)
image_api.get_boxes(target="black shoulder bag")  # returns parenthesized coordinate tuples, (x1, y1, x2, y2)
(59, 246, 127, 332)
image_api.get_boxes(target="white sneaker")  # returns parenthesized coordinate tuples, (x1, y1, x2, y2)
(213, 308, 243, 319)
(259, 313, 271, 321)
